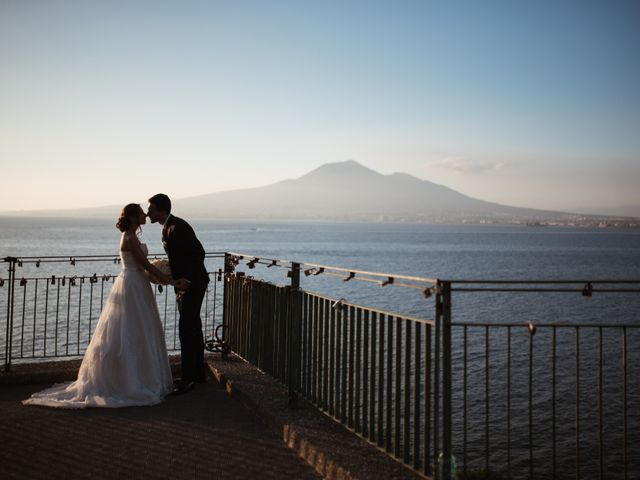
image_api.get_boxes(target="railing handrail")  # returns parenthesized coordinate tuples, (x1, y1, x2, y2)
(3, 252, 227, 264)
(445, 279, 640, 294)
(446, 279, 640, 283)
(6, 252, 639, 287)
(451, 321, 640, 328)
(226, 251, 439, 285)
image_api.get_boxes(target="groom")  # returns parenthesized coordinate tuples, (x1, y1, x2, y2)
(147, 193, 209, 394)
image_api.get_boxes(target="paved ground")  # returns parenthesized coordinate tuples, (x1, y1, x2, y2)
(0, 356, 424, 480)
(0, 368, 321, 479)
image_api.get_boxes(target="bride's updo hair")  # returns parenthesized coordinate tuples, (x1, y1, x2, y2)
(116, 203, 142, 232)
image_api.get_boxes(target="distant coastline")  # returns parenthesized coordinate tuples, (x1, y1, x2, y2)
(1, 212, 638, 229)
(1, 161, 638, 228)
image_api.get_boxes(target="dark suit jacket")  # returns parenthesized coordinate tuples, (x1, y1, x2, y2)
(162, 215, 209, 286)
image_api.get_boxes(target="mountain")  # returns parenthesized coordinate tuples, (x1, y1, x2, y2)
(173, 160, 559, 221)
(3, 160, 638, 225)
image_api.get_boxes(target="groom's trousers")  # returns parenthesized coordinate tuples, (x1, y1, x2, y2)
(177, 281, 207, 382)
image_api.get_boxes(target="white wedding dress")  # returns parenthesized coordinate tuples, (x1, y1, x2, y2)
(23, 238, 173, 408)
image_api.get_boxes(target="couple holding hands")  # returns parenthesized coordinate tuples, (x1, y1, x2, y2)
(24, 193, 208, 407)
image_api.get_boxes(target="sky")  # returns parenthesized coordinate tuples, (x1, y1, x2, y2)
(1, 1, 639, 215)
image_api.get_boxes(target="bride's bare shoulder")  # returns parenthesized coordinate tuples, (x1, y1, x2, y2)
(120, 232, 135, 251)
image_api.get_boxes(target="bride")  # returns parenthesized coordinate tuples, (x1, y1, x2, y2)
(23, 203, 174, 408)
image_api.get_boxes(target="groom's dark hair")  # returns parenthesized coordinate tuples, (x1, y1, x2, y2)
(148, 193, 172, 214)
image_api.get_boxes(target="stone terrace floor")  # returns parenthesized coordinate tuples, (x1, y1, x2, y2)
(0, 355, 423, 480)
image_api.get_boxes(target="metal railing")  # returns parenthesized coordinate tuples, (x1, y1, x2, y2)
(451, 321, 638, 480)
(221, 253, 640, 479)
(222, 253, 449, 477)
(3, 252, 639, 479)
(1, 254, 226, 368)
(447, 280, 640, 480)
(225, 271, 439, 473)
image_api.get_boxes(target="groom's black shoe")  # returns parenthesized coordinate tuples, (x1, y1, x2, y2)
(172, 380, 195, 395)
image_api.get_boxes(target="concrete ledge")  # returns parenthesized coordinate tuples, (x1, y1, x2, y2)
(0, 359, 82, 385)
(207, 354, 425, 480)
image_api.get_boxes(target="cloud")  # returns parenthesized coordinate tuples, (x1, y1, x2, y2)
(426, 157, 513, 175)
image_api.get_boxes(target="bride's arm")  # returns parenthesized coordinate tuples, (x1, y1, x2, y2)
(124, 234, 174, 285)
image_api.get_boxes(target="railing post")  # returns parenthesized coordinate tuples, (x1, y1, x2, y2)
(222, 253, 235, 351)
(434, 285, 441, 474)
(4, 256, 17, 373)
(287, 262, 301, 408)
(221, 254, 229, 342)
(438, 280, 454, 479)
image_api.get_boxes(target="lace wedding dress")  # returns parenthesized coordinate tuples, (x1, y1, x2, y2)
(23, 238, 173, 408)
